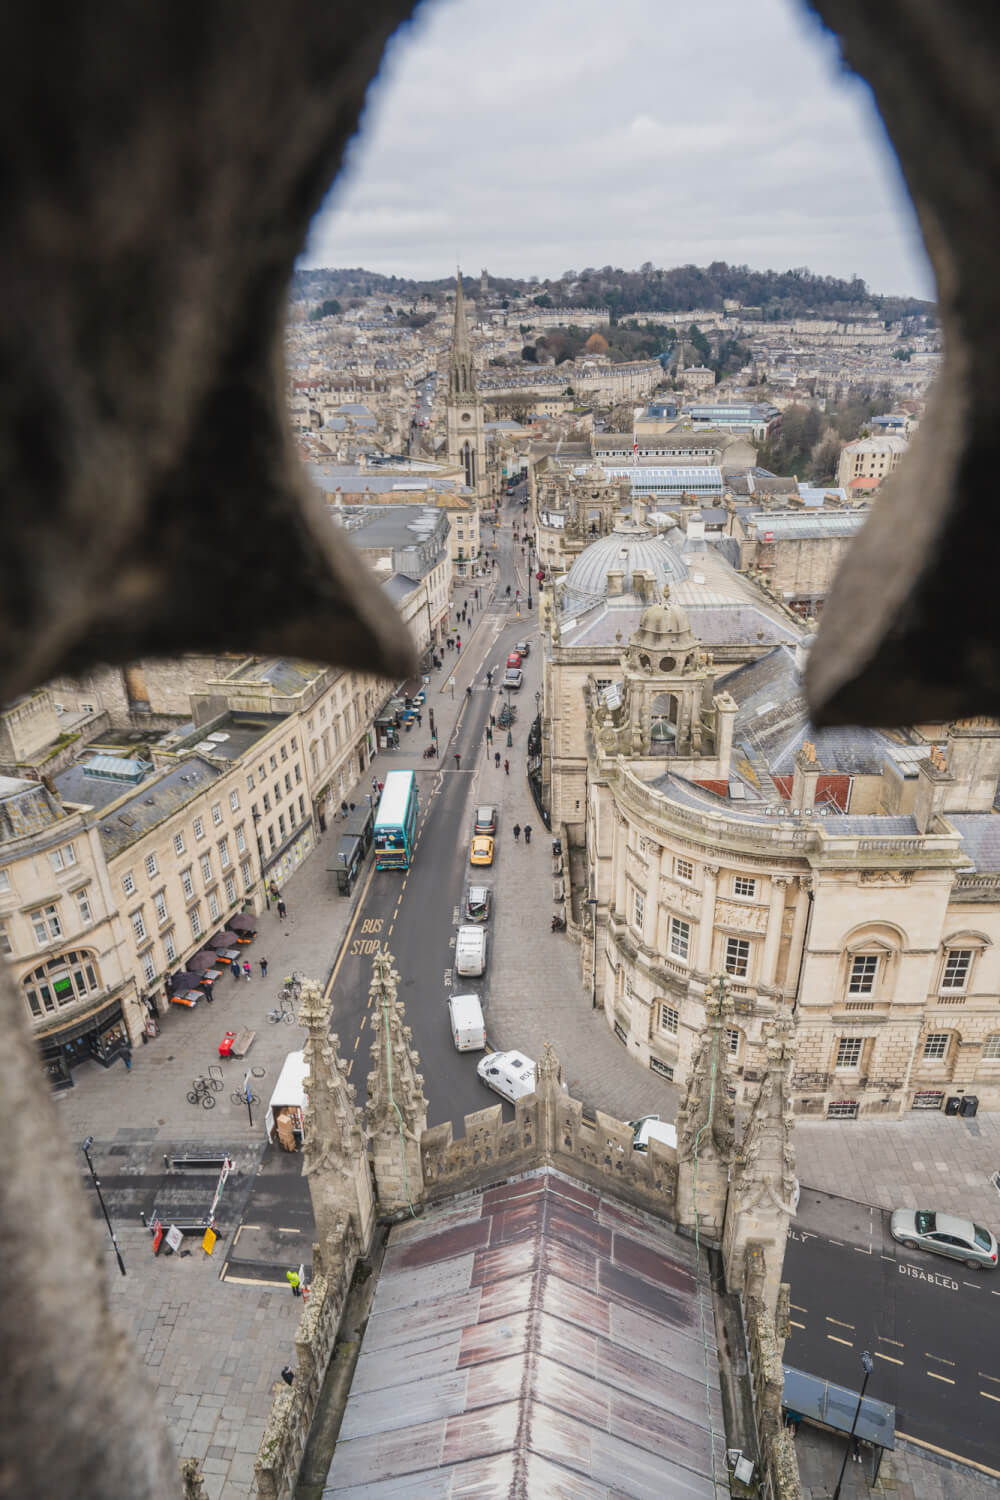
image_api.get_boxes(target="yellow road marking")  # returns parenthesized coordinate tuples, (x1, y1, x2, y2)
(878, 1335, 904, 1347)
(927, 1371, 955, 1384)
(982, 1391, 1000, 1404)
(790, 1302, 807, 1313)
(874, 1352, 903, 1366)
(827, 1335, 853, 1347)
(826, 1316, 855, 1329)
(895, 1432, 1000, 1478)
(789, 1319, 805, 1330)
(323, 861, 377, 999)
(979, 1371, 1000, 1383)
(353, 1036, 360, 1050)
(926, 1353, 955, 1365)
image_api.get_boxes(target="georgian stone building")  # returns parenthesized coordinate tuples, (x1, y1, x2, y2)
(542, 522, 1000, 1119)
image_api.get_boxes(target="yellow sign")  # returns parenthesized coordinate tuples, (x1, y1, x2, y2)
(202, 1227, 217, 1255)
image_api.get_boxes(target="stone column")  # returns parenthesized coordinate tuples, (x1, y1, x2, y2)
(759, 877, 789, 989)
(695, 863, 719, 974)
(675, 973, 737, 1243)
(299, 978, 375, 1266)
(366, 947, 427, 1216)
(787, 875, 813, 1005)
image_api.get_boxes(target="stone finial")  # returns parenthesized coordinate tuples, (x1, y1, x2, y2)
(929, 743, 948, 771)
(366, 947, 427, 1213)
(722, 1010, 798, 1318)
(299, 978, 374, 1260)
(180, 1458, 208, 1500)
(535, 1041, 561, 1084)
(675, 974, 738, 1242)
(801, 738, 816, 763)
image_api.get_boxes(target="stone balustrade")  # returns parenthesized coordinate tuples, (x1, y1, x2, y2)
(420, 1092, 678, 1217)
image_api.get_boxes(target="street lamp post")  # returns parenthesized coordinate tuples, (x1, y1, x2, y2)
(832, 1350, 874, 1499)
(505, 687, 513, 748)
(81, 1136, 127, 1276)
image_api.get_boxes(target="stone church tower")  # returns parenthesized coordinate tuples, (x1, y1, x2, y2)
(445, 271, 487, 502)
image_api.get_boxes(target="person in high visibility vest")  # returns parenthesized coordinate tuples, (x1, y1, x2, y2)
(286, 1269, 301, 1297)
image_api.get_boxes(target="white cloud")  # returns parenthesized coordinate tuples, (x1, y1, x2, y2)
(303, 0, 934, 296)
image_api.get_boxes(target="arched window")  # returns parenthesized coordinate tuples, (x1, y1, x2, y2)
(650, 692, 677, 744)
(23, 950, 101, 1019)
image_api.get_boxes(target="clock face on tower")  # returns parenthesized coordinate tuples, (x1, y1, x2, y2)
(461, 412, 472, 423)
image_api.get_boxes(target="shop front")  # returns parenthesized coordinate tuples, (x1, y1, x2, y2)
(39, 994, 132, 1090)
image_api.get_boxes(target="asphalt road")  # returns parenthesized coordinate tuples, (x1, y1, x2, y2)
(785, 1187, 1000, 1473)
(325, 522, 533, 1129)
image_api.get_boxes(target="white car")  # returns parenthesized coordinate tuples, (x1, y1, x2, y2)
(627, 1114, 677, 1152)
(477, 1050, 538, 1102)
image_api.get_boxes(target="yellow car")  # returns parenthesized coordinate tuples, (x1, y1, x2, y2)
(470, 835, 495, 866)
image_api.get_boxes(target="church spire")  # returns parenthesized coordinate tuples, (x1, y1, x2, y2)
(449, 270, 476, 397)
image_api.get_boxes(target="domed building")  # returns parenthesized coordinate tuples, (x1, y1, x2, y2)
(539, 520, 1000, 1119)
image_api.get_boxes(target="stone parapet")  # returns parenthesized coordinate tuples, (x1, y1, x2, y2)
(254, 1217, 363, 1500)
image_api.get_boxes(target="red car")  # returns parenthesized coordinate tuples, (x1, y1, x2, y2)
(506, 651, 522, 668)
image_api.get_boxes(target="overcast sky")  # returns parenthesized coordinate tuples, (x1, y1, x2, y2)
(302, 0, 933, 299)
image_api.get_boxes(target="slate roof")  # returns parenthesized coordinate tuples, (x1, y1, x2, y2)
(0, 777, 67, 844)
(720, 648, 910, 777)
(227, 658, 321, 696)
(946, 814, 1000, 873)
(92, 756, 224, 858)
(324, 1169, 725, 1498)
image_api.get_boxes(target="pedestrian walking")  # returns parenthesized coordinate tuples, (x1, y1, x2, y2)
(286, 1270, 301, 1297)
(494, 750, 501, 768)
(490, 714, 496, 728)
(504, 758, 510, 775)
(485, 726, 492, 744)
(260, 958, 268, 977)
(232, 961, 241, 983)
(243, 960, 251, 981)
(122, 1047, 132, 1072)
(454, 752, 461, 769)
(523, 825, 532, 844)
(371, 776, 378, 796)
(456, 636, 462, 651)
(416, 710, 422, 726)
(277, 898, 287, 920)
(377, 781, 384, 795)
(340, 800, 349, 819)
(486, 668, 493, 687)
(513, 823, 521, 842)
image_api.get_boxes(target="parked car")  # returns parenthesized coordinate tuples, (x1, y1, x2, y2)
(455, 925, 487, 977)
(503, 668, 523, 690)
(474, 805, 497, 835)
(477, 1050, 538, 1102)
(514, 640, 530, 657)
(465, 884, 491, 923)
(890, 1209, 998, 1269)
(470, 835, 494, 866)
(627, 1115, 677, 1152)
(506, 651, 522, 668)
(448, 993, 486, 1052)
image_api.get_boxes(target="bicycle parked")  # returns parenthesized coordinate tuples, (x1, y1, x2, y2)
(282, 971, 305, 999)
(186, 1078, 217, 1109)
(267, 998, 295, 1025)
(231, 1088, 259, 1106)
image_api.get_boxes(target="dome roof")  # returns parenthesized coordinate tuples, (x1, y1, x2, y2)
(637, 587, 692, 639)
(560, 524, 689, 611)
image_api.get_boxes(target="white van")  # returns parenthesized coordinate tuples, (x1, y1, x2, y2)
(455, 925, 487, 977)
(448, 993, 486, 1051)
(266, 1050, 309, 1146)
